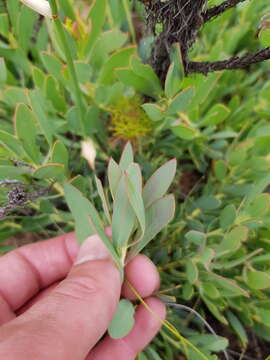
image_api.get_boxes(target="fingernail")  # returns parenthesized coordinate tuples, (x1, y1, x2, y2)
(75, 235, 110, 265)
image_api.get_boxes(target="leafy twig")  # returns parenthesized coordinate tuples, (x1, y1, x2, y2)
(48, 0, 85, 133)
(140, 0, 270, 79)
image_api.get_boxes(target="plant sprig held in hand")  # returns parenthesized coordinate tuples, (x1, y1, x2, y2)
(64, 143, 176, 338)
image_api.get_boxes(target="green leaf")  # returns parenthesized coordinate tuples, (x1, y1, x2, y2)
(167, 87, 195, 115)
(15, 103, 40, 164)
(18, 5, 37, 51)
(95, 83, 124, 107)
(219, 204, 237, 230)
(186, 259, 198, 284)
(108, 158, 122, 200)
(69, 62, 89, 85)
(182, 282, 194, 300)
(51, 141, 69, 171)
(3, 87, 29, 107)
(202, 296, 228, 325)
(85, 0, 106, 56)
(129, 195, 175, 259)
(137, 352, 148, 360)
(250, 254, 270, 265)
(200, 104, 230, 126)
(108, 299, 135, 339)
(0, 48, 30, 74)
(214, 160, 228, 181)
(195, 195, 221, 210)
(246, 193, 270, 218)
(0, 14, 9, 38)
(145, 347, 163, 360)
(190, 73, 221, 107)
(0, 166, 30, 180)
(116, 67, 155, 98)
(45, 75, 67, 113)
(125, 165, 145, 234)
(143, 159, 176, 207)
(40, 52, 63, 82)
(217, 226, 248, 254)
(0, 57, 7, 85)
(185, 231, 206, 246)
(64, 183, 100, 241)
(33, 163, 65, 181)
(32, 66, 46, 89)
(48, 21, 77, 62)
(254, 323, 270, 342)
(201, 283, 220, 299)
(191, 334, 228, 352)
(214, 250, 264, 270)
(119, 142, 134, 170)
(141, 103, 164, 121)
(126, 162, 142, 192)
(29, 89, 53, 146)
(0, 130, 25, 157)
(227, 145, 247, 167)
(165, 43, 184, 98)
(99, 46, 136, 85)
(209, 272, 249, 297)
(257, 308, 270, 327)
(64, 184, 121, 267)
(69, 175, 87, 194)
(66, 106, 81, 133)
(58, 0, 76, 20)
(130, 55, 162, 97)
(112, 175, 135, 251)
(165, 61, 184, 99)
(90, 30, 128, 67)
(95, 176, 111, 224)
(246, 270, 270, 290)
(87, 214, 123, 276)
(259, 28, 270, 47)
(7, 0, 19, 32)
(199, 248, 215, 266)
(245, 173, 270, 205)
(226, 311, 248, 347)
(36, 22, 48, 52)
(171, 124, 198, 140)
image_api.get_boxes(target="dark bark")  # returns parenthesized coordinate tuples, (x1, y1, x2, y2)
(143, 0, 207, 80)
(188, 47, 270, 75)
(139, 0, 270, 80)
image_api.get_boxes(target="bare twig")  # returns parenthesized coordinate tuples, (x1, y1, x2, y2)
(188, 46, 270, 74)
(0, 180, 22, 187)
(202, 0, 247, 23)
(0, 180, 51, 219)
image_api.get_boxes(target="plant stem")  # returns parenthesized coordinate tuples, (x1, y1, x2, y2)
(121, 0, 136, 44)
(48, 0, 85, 133)
(106, 3, 114, 28)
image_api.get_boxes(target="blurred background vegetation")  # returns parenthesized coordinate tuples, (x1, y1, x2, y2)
(1, 0, 270, 358)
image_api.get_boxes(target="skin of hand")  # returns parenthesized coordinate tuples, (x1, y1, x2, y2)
(0, 232, 166, 360)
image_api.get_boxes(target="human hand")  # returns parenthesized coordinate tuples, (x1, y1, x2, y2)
(0, 232, 165, 359)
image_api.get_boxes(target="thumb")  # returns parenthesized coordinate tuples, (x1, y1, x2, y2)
(0, 235, 121, 360)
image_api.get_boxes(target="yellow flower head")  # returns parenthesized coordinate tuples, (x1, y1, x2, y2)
(110, 96, 153, 140)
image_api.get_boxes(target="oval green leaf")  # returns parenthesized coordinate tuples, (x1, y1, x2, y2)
(108, 299, 135, 339)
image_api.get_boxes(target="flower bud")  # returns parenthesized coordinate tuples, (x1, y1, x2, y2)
(81, 140, 97, 170)
(20, 0, 52, 18)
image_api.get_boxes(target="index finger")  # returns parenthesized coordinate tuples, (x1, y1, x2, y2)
(0, 232, 78, 311)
